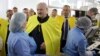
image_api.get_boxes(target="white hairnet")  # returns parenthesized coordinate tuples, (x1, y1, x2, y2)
(76, 16, 92, 30)
(9, 12, 26, 33)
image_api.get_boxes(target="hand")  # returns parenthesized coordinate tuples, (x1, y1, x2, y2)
(40, 42, 45, 50)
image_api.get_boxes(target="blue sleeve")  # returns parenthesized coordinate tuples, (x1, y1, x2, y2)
(78, 39, 87, 56)
(14, 38, 31, 56)
(28, 37, 37, 54)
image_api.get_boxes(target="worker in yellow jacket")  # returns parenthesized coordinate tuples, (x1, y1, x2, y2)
(0, 18, 8, 56)
(26, 2, 62, 56)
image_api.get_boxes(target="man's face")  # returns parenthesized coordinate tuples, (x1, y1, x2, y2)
(7, 10, 13, 20)
(51, 10, 57, 17)
(37, 5, 47, 18)
(7, 11, 13, 15)
(62, 6, 70, 17)
(7, 10, 13, 16)
(87, 10, 96, 19)
(13, 8, 17, 13)
(29, 9, 35, 16)
(23, 10, 28, 14)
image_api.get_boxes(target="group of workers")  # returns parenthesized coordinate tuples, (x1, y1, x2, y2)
(0, 2, 100, 56)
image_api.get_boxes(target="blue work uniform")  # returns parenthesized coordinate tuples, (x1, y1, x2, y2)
(63, 27, 88, 56)
(7, 31, 37, 56)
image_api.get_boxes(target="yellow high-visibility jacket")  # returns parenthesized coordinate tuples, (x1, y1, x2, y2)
(52, 15, 76, 29)
(26, 15, 62, 56)
(53, 15, 64, 28)
(0, 18, 8, 56)
(68, 16, 77, 29)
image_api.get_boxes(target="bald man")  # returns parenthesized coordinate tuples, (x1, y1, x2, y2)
(26, 2, 62, 56)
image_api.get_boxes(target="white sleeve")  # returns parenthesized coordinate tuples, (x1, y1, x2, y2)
(0, 37, 3, 50)
(86, 51, 93, 56)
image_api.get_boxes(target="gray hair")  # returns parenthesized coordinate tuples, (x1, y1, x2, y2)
(9, 12, 26, 33)
(76, 16, 92, 30)
(37, 2, 48, 9)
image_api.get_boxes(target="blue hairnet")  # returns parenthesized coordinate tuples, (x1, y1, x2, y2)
(9, 12, 26, 33)
(76, 16, 92, 30)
